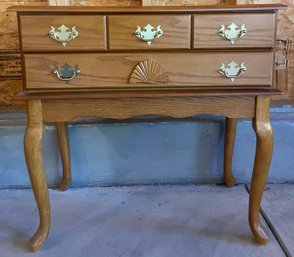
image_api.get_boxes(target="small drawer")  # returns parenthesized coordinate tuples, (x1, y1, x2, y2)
(194, 13, 275, 48)
(108, 15, 191, 50)
(20, 15, 106, 51)
(23, 52, 273, 90)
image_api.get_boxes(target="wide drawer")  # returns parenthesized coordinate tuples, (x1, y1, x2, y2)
(24, 52, 274, 89)
(20, 15, 106, 51)
(108, 15, 191, 50)
(194, 13, 275, 48)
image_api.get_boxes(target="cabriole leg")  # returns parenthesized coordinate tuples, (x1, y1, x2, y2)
(56, 122, 72, 191)
(224, 117, 237, 187)
(249, 96, 273, 244)
(24, 100, 51, 251)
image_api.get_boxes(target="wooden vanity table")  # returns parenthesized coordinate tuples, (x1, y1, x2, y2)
(10, 3, 285, 251)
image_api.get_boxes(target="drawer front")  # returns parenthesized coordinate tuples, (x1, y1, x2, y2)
(108, 15, 191, 50)
(24, 52, 273, 89)
(20, 15, 106, 51)
(194, 13, 275, 48)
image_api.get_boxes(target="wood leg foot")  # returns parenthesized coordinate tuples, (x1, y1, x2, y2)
(24, 100, 51, 251)
(249, 96, 273, 244)
(30, 224, 50, 252)
(56, 122, 72, 191)
(59, 178, 71, 191)
(224, 117, 237, 187)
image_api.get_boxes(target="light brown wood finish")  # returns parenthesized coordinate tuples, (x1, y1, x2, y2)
(24, 100, 50, 251)
(227, 0, 237, 4)
(194, 13, 275, 48)
(20, 15, 106, 51)
(108, 15, 191, 49)
(23, 52, 274, 89)
(142, 0, 227, 5)
(249, 95, 273, 244)
(41, 96, 255, 122)
(224, 117, 237, 187)
(56, 122, 71, 191)
(49, 0, 72, 193)
(129, 59, 169, 84)
(8, 4, 288, 13)
(17, 88, 282, 100)
(15, 5, 284, 250)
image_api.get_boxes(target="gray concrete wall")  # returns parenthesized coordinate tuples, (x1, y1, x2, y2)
(0, 107, 294, 189)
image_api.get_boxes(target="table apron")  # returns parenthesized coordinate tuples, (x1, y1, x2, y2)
(40, 96, 256, 122)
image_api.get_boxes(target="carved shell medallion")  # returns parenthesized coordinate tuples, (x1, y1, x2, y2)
(129, 59, 169, 84)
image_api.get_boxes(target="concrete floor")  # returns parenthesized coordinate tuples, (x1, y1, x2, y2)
(262, 184, 294, 257)
(0, 184, 292, 257)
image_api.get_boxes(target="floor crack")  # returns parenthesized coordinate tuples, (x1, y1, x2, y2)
(245, 184, 292, 257)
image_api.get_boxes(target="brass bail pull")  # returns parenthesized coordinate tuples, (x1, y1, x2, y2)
(53, 63, 80, 83)
(219, 61, 246, 82)
(49, 24, 79, 47)
(135, 24, 163, 46)
(219, 23, 247, 44)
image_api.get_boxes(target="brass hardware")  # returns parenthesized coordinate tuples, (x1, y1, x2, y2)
(49, 25, 79, 47)
(219, 23, 247, 44)
(219, 61, 246, 82)
(135, 24, 163, 46)
(53, 63, 80, 83)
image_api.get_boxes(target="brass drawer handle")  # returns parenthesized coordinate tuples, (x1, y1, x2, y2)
(53, 63, 80, 83)
(219, 23, 247, 44)
(135, 24, 163, 46)
(219, 61, 246, 81)
(49, 25, 79, 47)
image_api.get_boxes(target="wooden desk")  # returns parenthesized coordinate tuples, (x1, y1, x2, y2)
(12, 4, 285, 251)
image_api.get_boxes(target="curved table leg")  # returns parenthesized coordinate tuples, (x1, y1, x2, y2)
(224, 117, 237, 187)
(249, 96, 273, 244)
(24, 100, 51, 251)
(56, 122, 72, 191)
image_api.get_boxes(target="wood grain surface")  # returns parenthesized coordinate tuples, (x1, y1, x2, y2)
(0, 80, 25, 107)
(20, 15, 106, 51)
(2, 1, 294, 104)
(59, 0, 141, 6)
(249, 95, 273, 244)
(142, 0, 227, 5)
(16, 88, 281, 100)
(8, 4, 287, 12)
(194, 13, 275, 48)
(24, 99, 51, 251)
(42, 96, 256, 122)
(15, 3, 280, 250)
(224, 117, 237, 187)
(0, 0, 48, 49)
(0, 0, 47, 108)
(55, 122, 71, 191)
(23, 52, 274, 89)
(108, 15, 191, 50)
